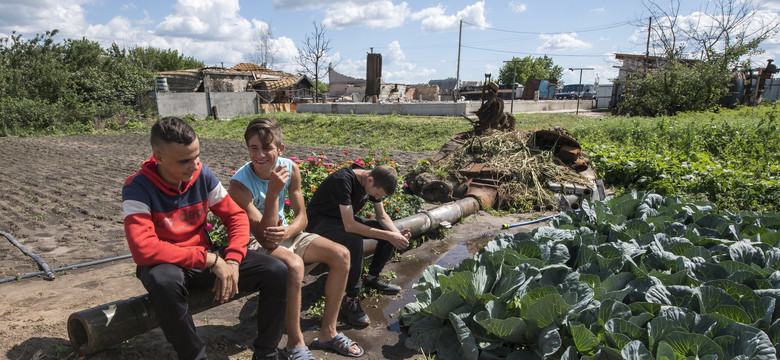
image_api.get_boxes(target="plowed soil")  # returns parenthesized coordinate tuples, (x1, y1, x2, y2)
(0, 133, 541, 360)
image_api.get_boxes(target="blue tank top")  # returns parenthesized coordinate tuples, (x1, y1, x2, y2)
(231, 157, 293, 226)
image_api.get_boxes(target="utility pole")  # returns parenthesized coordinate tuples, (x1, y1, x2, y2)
(645, 17, 652, 58)
(568, 67, 593, 115)
(455, 19, 463, 102)
(503, 59, 522, 114)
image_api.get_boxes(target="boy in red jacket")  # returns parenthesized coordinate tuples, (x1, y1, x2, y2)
(122, 117, 287, 360)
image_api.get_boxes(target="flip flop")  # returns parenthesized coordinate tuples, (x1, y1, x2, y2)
(311, 332, 364, 357)
(282, 346, 316, 360)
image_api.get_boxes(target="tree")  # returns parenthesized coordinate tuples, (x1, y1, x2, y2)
(251, 26, 278, 69)
(621, 0, 780, 116)
(497, 55, 563, 86)
(295, 21, 333, 103)
(641, 0, 778, 66)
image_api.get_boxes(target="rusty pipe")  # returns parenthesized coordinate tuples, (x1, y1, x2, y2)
(67, 289, 250, 355)
(392, 197, 480, 237)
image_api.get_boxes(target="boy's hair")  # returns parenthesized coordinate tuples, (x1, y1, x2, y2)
(369, 165, 398, 196)
(150, 116, 197, 150)
(244, 118, 283, 147)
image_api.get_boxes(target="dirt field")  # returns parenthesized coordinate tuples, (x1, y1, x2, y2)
(0, 133, 543, 359)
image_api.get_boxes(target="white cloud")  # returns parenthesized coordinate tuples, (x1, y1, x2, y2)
(537, 33, 593, 52)
(272, 0, 342, 10)
(120, 3, 137, 11)
(509, 2, 527, 13)
(386, 41, 405, 64)
(0, 0, 89, 37)
(323, 1, 410, 29)
(412, 1, 488, 33)
(155, 0, 254, 41)
(591, 8, 605, 13)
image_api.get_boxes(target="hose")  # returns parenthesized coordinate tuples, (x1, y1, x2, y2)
(0, 253, 132, 285)
(501, 209, 581, 229)
(1, 230, 55, 281)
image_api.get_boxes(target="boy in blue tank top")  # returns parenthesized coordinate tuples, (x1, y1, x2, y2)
(229, 118, 363, 358)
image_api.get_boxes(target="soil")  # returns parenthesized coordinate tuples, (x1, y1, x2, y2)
(0, 134, 548, 360)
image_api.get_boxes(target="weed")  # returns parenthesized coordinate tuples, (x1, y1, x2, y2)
(306, 296, 326, 320)
(50, 340, 73, 358)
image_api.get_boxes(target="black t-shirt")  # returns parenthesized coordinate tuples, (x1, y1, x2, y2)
(306, 164, 380, 220)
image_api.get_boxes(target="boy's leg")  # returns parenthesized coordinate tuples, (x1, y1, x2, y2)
(236, 250, 288, 359)
(137, 264, 206, 360)
(355, 218, 401, 295)
(355, 218, 397, 277)
(308, 220, 364, 298)
(301, 236, 361, 355)
(265, 246, 306, 350)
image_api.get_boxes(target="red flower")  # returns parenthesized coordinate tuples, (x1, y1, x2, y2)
(366, 212, 373, 217)
(394, 207, 400, 213)
(205, 223, 213, 230)
(343, 151, 350, 154)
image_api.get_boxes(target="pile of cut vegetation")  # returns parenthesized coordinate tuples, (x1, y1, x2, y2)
(405, 128, 595, 212)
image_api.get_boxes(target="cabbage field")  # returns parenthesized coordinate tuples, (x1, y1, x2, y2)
(401, 192, 780, 359)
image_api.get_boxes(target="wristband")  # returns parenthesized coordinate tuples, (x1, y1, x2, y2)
(210, 255, 220, 269)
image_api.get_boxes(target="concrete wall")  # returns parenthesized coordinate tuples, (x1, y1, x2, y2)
(297, 102, 475, 116)
(296, 100, 592, 116)
(156, 92, 259, 120)
(156, 92, 209, 119)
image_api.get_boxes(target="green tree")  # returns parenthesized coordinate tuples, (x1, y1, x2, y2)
(0, 30, 204, 135)
(620, 0, 780, 116)
(497, 55, 563, 86)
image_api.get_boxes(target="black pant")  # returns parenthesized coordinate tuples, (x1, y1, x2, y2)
(307, 216, 396, 298)
(136, 249, 287, 360)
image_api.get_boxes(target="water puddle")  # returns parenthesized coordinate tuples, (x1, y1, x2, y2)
(364, 235, 495, 332)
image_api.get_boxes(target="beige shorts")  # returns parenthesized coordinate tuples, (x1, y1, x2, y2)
(248, 231, 318, 258)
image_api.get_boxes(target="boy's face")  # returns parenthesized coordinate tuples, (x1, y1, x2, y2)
(365, 178, 388, 199)
(247, 134, 284, 175)
(154, 138, 201, 187)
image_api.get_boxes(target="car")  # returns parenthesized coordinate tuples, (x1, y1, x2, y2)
(554, 84, 596, 100)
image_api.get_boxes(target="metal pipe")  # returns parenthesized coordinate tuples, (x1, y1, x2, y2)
(393, 197, 480, 237)
(68, 289, 251, 355)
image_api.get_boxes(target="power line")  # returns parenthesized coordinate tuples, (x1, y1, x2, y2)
(462, 20, 632, 35)
(461, 45, 610, 57)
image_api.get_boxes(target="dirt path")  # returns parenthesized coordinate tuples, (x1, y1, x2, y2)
(0, 133, 544, 359)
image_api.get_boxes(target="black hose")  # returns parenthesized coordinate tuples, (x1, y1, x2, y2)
(0, 253, 132, 285)
(1, 230, 55, 280)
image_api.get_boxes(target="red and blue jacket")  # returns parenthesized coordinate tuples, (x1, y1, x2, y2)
(122, 158, 249, 269)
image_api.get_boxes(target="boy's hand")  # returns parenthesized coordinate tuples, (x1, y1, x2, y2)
(212, 257, 239, 303)
(401, 228, 412, 240)
(264, 218, 288, 243)
(387, 231, 410, 250)
(268, 164, 289, 195)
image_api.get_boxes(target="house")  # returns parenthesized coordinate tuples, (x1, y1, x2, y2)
(156, 63, 314, 104)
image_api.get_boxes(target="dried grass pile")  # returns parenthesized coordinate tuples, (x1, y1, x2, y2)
(411, 129, 592, 212)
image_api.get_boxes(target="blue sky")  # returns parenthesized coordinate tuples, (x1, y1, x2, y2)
(2, 0, 780, 86)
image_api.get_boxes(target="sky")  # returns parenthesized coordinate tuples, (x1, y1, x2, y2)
(2, 0, 780, 86)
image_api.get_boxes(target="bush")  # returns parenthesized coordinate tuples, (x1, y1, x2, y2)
(619, 60, 731, 117)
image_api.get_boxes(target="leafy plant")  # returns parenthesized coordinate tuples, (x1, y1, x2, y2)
(401, 191, 780, 359)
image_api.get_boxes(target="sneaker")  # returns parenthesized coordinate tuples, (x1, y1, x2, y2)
(363, 274, 401, 295)
(340, 297, 370, 327)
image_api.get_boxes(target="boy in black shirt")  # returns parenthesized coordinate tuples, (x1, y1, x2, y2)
(306, 164, 411, 326)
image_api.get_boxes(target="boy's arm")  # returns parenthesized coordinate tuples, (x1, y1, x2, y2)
(339, 204, 410, 250)
(275, 163, 308, 236)
(208, 190, 250, 263)
(228, 180, 278, 249)
(124, 211, 210, 268)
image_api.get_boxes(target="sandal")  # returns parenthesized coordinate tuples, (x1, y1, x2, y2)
(282, 346, 316, 360)
(311, 332, 364, 357)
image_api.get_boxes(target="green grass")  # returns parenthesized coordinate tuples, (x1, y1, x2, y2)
(190, 112, 472, 152)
